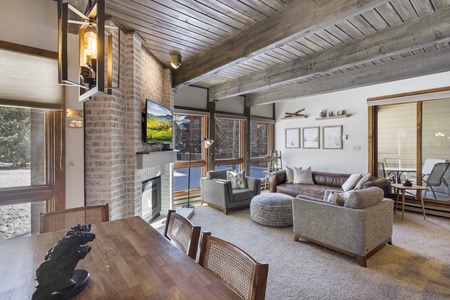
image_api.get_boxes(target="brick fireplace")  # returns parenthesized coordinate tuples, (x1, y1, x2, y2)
(84, 28, 174, 221)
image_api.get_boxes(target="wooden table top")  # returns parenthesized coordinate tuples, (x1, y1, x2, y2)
(391, 183, 428, 190)
(0, 216, 240, 299)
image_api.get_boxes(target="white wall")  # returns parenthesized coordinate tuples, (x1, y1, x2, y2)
(275, 71, 450, 174)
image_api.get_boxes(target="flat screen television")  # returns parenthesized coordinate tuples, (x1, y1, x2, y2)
(144, 99, 173, 143)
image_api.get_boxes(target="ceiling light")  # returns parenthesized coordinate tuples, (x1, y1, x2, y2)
(170, 53, 182, 69)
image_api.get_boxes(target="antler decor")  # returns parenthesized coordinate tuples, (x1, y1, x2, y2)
(283, 108, 307, 119)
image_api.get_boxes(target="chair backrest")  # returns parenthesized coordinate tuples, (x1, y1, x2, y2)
(426, 162, 450, 186)
(206, 169, 229, 180)
(163, 209, 201, 260)
(422, 158, 447, 175)
(39, 204, 109, 234)
(198, 232, 268, 300)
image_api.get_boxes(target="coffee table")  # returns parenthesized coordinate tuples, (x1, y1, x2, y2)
(392, 183, 428, 220)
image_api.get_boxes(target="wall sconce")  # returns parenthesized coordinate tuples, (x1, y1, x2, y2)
(170, 53, 182, 69)
(58, 0, 119, 101)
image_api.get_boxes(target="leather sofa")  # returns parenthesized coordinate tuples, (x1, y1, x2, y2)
(268, 170, 392, 199)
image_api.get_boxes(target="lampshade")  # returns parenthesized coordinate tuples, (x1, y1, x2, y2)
(170, 53, 182, 69)
(204, 138, 214, 149)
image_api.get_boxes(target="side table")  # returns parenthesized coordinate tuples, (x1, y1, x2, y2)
(391, 183, 428, 220)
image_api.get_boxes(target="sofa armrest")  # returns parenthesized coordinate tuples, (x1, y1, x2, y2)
(246, 177, 261, 195)
(293, 196, 393, 256)
(268, 170, 286, 192)
(200, 178, 233, 207)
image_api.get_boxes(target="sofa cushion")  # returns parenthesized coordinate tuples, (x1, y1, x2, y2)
(285, 166, 296, 183)
(342, 173, 362, 191)
(232, 189, 255, 202)
(327, 191, 345, 206)
(343, 187, 383, 209)
(294, 166, 314, 184)
(354, 173, 371, 189)
(227, 170, 247, 189)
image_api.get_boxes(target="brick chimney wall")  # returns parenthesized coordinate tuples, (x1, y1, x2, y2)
(84, 29, 174, 221)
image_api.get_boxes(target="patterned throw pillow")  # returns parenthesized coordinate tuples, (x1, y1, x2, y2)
(327, 191, 345, 206)
(227, 170, 247, 189)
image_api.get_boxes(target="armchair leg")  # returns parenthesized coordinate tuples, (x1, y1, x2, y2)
(294, 234, 301, 241)
(356, 256, 367, 267)
(224, 208, 229, 215)
(200, 200, 204, 206)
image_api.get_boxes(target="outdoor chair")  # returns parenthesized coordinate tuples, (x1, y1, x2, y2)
(422, 162, 450, 199)
(198, 232, 269, 300)
(163, 209, 201, 260)
(39, 204, 109, 234)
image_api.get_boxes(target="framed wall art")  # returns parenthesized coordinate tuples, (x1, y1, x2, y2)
(285, 128, 300, 148)
(303, 127, 320, 149)
(322, 125, 343, 149)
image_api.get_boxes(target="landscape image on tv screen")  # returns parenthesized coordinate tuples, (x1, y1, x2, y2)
(145, 99, 173, 143)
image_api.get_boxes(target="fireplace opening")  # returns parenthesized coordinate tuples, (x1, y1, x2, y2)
(142, 176, 161, 222)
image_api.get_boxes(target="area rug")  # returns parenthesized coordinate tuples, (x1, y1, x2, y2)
(187, 205, 450, 300)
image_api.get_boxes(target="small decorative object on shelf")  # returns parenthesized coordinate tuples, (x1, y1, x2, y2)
(337, 110, 345, 116)
(328, 111, 333, 117)
(32, 224, 96, 300)
(320, 110, 327, 117)
(283, 108, 307, 119)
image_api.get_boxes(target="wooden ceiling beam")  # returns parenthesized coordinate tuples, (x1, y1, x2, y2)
(172, 0, 391, 89)
(212, 5, 450, 100)
(248, 46, 450, 106)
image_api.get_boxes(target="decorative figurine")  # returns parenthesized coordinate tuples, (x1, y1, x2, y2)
(32, 224, 96, 300)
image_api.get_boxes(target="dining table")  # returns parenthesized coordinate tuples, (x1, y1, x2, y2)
(0, 216, 240, 299)
(384, 166, 416, 183)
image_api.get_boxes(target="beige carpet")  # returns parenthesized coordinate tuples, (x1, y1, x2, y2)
(187, 205, 450, 300)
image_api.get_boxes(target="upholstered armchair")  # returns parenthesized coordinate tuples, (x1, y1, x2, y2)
(293, 187, 394, 267)
(200, 170, 261, 215)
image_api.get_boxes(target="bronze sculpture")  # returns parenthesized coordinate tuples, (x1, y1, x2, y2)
(32, 224, 95, 300)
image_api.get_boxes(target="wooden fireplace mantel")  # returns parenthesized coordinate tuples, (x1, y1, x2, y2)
(136, 150, 178, 169)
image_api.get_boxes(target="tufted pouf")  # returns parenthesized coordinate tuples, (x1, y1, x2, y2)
(250, 193, 293, 227)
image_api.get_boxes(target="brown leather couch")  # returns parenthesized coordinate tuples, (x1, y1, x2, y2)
(268, 170, 392, 199)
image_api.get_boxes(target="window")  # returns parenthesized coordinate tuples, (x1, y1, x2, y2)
(173, 114, 208, 194)
(250, 121, 273, 179)
(215, 118, 243, 171)
(0, 106, 64, 240)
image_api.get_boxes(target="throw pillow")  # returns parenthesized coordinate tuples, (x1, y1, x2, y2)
(343, 187, 383, 209)
(293, 166, 314, 184)
(354, 173, 371, 189)
(341, 173, 362, 191)
(285, 166, 296, 183)
(327, 191, 345, 206)
(227, 170, 247, 189)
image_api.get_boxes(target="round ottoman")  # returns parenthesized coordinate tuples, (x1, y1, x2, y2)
(250, 193, 293, 227)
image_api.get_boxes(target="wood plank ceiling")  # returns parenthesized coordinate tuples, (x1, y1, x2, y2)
(70, 0, 450, 106)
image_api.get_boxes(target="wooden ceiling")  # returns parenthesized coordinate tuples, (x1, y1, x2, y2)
(69, 0, 450, 105)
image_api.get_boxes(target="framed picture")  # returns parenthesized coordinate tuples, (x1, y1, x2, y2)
(285, 128, 300, 148)
(322, 125, 343, 149)
(303, 127, 320, 149)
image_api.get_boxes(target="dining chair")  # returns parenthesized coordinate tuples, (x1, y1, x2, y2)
(377, 162, 395, 182)
(422, 162, 450, 199)
(39, 204, 109, 234)
(163, 209, 201, 260)
(198, 232, 269, 300)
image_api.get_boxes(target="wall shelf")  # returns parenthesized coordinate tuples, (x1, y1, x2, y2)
(282, 115, 307, 120)
(315, 114, 350, 120)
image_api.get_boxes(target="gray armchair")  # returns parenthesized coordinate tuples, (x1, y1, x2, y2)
(293, 187, 393, 267)
(200, 170, 261, 215)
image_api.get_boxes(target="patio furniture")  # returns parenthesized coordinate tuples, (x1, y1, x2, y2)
(422, 162, 450, 199)
(250, 193, 293, 227)
(200, 170, 261, 215)
(39, 204, 109, 234)
(198, 231, 269, 300)
(163, 209, 201, 260)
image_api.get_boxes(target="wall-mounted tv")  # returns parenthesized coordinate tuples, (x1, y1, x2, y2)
(144, 99, 173, 143)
